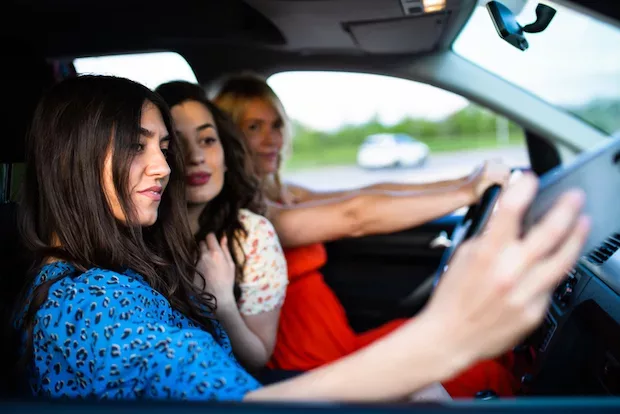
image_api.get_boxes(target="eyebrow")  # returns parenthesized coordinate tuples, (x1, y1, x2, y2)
(140, 127, 155, 137)
(246, 117, 282, 125)
(141, 127, 170, 143)
(196, 123, 215, 132)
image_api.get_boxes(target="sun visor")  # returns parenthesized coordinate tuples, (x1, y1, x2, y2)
(345, 13, 451, 54)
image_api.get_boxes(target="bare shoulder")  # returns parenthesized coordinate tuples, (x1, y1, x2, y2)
(283, 183, 312, 203)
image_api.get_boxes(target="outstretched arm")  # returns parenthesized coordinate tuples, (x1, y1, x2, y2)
(286, 160, 502, 204)
(287, 175, 471, 204)
(268, 183, 476, 248)
(268, 160, 509, 248)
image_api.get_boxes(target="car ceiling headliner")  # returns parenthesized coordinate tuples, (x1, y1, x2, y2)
(5, 0, 618, 77)
(2, 0, 618, 164)
(5, 0, 474, 58)
(5, 0, 618, 58)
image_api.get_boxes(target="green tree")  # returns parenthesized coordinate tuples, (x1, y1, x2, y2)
(567, 99, 620, 135)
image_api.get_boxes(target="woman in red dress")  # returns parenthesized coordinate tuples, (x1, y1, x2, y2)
(213, 73, 518, 397)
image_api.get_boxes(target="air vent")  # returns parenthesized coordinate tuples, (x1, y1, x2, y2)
(587, 233, 620, 265)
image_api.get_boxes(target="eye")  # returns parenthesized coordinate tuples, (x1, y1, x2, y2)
(131, 143, 145, 153)
(199, 137, 217, 146)
(247, 123, 260, 132)
(161, 148, 170, 158)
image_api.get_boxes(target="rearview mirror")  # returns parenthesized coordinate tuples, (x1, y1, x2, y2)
(486, 1, 556, 51)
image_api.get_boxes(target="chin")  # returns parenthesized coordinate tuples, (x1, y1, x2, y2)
(138, 212, 159, 227)
(261, 164, 279, 175)
(187, 188, 214, 205)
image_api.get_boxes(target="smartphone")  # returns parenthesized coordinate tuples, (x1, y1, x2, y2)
(522, 137, 620, 257)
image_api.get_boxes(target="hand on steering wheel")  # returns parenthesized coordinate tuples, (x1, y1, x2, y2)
(399, 167, 514, 311)
(433, 185, 503, 286)
(432, 161, 514, 285)
(469, 160, 511, 200)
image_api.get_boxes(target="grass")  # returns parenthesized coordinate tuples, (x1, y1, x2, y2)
(284, 133, 525, 171)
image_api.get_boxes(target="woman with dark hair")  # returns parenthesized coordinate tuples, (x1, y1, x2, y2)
(15, 74, 589, 402)
(155, 81, 288, 372)
(15, 74, 254, 399)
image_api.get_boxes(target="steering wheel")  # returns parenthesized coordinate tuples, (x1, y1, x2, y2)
(398, 184, 503, 311)
(432, 184, 503, 285)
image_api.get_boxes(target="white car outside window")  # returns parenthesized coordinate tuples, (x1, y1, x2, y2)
(357, 133, 429, 169)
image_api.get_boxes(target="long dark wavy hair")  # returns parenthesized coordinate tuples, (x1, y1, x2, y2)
(155, 81, 264, 288)
(18, 75, 217, 369)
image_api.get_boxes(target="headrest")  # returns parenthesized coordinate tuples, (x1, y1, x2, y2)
(2, 52, 58, 164)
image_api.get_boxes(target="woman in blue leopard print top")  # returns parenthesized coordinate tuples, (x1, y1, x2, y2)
(17, 75, 260, 401)
(16, 75, 589, 403)
(25, 262, 259, 400)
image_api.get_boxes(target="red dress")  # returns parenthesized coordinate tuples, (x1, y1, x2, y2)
(267, 242, 519, 398)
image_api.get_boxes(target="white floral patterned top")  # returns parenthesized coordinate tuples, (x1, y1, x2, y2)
(236, 209, 288, 315)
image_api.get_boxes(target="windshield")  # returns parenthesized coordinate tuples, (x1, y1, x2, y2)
(454, 0, 620, 135)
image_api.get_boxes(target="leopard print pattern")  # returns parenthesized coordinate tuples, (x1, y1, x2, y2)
(23, 262, 261, 400)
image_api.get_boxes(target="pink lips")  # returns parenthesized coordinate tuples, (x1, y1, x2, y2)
(138, 186, 163, 201)
(261, 153, 278, 163)
(186, 172, 211, 186)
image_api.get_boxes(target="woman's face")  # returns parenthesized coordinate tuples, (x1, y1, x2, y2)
(238, 98, 284, 176)
(103, 101, 171, 226)
(171, 100, 226, 205)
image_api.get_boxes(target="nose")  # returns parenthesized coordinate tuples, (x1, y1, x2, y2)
(146, 147, 171, 179)
(263, 127, 283, 150)
(187, 142, 205, 166)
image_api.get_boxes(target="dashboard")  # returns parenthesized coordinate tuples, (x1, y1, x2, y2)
(520, 250, 620, 396)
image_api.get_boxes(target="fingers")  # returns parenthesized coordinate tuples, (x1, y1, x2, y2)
(199, 240, 208, 256)
(468, 163, 485, 182)
(519, 215, 590, 299)
(206, 233, 220, 251)
(484, 160, 511, 186)
(204, 233, 234, 266)
(484, 173, 538, 244)
(521, 190, 586, 262)
(220, 235, 235, 266)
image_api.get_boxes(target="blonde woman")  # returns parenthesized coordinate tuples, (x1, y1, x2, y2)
(213, 73, 519, 397)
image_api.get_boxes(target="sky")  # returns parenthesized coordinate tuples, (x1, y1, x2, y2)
(74, 0, 620, 132)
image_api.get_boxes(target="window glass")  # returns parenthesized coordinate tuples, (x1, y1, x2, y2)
(268, 71, 528, 192)
(74, 52, 197, 90)
(454, 0, 620, 135)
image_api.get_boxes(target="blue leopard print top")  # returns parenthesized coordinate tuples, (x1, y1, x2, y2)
(21, 261, 261, 400)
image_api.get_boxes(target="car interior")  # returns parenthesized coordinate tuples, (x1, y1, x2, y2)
(1, 0, 619, 411)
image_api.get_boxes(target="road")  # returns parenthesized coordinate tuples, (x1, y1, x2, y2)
(284, 147, 529, 191)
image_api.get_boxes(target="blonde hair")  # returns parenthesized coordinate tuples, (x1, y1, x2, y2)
(211, 72, 293, 201)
